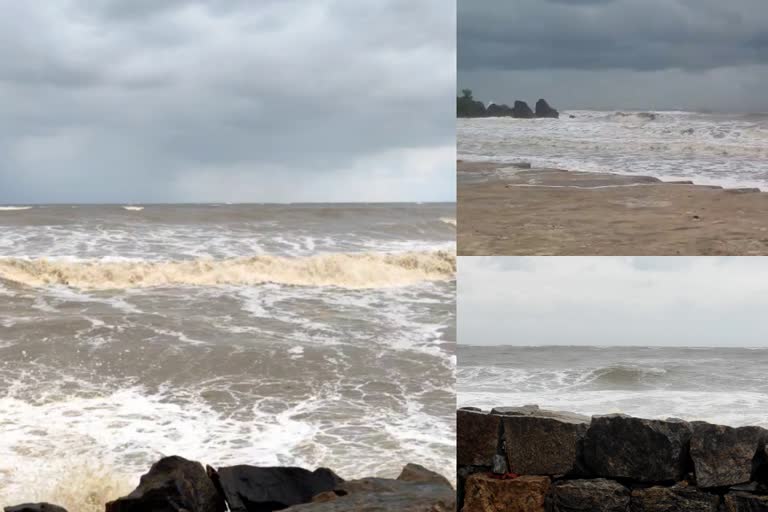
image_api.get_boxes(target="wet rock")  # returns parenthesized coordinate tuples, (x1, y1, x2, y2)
(396, 463, 452, 488)
(630, 484, 719, 512)
(548, 479, 630, 512)
(535, 99, 559, 118)
(492, 454, 508, 475)
(583, 414, 692, 482)
(4, 505, 68, 512)
(723, 492, 768, 511)
(502, 414, 589, 476)
(212, 465, 342, 512)
(282, 469, 455, 511)
(486, 103, 515, 117)
(106, 456, 225, 512)
(463, 474, 550, 512)
(492, 406, 589, 423)
(690, 422, 766, 488)
(513, 100, 535, 118)
(458, 409, 502, 466)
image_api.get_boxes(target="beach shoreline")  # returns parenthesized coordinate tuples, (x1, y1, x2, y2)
(458, 160, 768, 255)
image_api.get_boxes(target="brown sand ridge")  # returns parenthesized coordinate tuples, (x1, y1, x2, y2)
(458, 160, 768, 255)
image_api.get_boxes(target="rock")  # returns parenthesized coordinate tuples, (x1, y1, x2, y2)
(396, 463, 452, 488)
(630, 484, 719, 512)
(690, 422, 766, 488)
(723, 492, 768, 511)
(4, 505, 68, 512)
(548, 479, 630, 512)
(458, 466, 490, 510)
(281, 471, 455, 511)
(492, 406, 589, 423)
(458, 409, 502, 466)
(513, 100, 535, 119)
(535, 99, 559, 118)
(583, 414, 692, 482)
(502, 414, 588, 476)
(492, 454, 508, 475)
(569, 115, 576, 119)
(106, 456, 225, 512)
(211, 465, 342, 511)
(486, 103, 515, 117)
(463, 474, 550, 512)
(457, 92, 487, 117)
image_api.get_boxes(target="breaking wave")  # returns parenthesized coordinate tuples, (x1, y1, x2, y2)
(0, 206, 33, 211)
(440, 217, 457, 226)
(0, 251, 455, 290)
(122, 206, 144, 211)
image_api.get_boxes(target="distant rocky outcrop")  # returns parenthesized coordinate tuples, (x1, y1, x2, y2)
(457, 405, 768, 512)
(4, 457, 453, 512)
(457, 89, 560, 119)
(535, 98, 559, 118)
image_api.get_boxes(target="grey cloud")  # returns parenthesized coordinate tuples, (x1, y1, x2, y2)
(0, 0, 454, 203)
(459, 0, 768, 72)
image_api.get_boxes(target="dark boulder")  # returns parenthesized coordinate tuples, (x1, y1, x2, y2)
(723, 492, 768, 511)
(106, 456, 225, 512)
(457, 408, 501, 466)
(211, 465, 342, 512)
(4, 505, 68, 512)
(281, 467, 455, 511)
(486, 103, 515, 117)
(513, 100, 535, 118)
(502, 413, 589, 476)
(548, 479, 630, 512)
(535, 99, 560, 118)
(457, 95, 487, 117)
(583, 414, 692, 482)
(690, 422, 766, 488)
(630, 484, 719, 512)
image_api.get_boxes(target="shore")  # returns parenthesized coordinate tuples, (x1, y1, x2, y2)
(458, 405, 768, 512)
(458, 160, 768, 255)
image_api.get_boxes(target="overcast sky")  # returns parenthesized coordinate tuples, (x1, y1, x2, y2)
(459, 257, 768, 347)
(0, 0, 454, 203)
(458, 0, 768, 111)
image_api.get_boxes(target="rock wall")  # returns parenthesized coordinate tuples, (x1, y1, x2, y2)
(4, 457, 454, 512)
(458, 405, 768, 512)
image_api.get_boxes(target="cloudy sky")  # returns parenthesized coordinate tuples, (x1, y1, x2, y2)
(0, 1, 454, 203)
(459, 257, 768, 347)
(458, 0, 768, 111)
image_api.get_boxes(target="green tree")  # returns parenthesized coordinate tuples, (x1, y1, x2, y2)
(461, 89, 473, 100)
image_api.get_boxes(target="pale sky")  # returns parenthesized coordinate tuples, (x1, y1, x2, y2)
(0, 0, 455, 203)
(459, 257, 768, 347)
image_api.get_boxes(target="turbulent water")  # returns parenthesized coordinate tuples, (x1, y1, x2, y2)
(0, 204, 456, 498)
(458, 111, 768, 189)
(458, 346, 768, 427)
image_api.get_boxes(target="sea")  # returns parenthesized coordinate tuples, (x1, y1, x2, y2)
(0, 203, 456, 500)
(458, 345, 768, 428)
(458, 110, 768, 190)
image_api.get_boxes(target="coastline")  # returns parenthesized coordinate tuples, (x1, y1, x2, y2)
(457, 160, 768, 255)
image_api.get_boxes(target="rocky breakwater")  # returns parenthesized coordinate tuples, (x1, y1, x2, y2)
(458, 405, 768, 511)
(457, 90, 559, 119)
(4, 456, 454, 512)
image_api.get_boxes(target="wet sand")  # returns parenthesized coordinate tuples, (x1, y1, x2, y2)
(458, 161, 768, 255)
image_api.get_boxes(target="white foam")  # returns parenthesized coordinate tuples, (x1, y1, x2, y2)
(459, 111, 768, 190)
(0, 206, 33, 211)
(122, 206, 144, 211)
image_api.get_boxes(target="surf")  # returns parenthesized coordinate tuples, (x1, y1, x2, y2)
(0, 251, 456, 290)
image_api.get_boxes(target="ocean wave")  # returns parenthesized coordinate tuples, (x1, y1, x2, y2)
(0, 251, 455, 290)
(0, 206, 33, 211)
(122, 206, 144, 211)
(440, 217, 456, 226)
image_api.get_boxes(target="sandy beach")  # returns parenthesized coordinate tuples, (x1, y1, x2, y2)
(458, 160, 768, 255)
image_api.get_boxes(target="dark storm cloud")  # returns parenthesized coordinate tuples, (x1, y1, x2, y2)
(459, 0, 768, 72)
(458, 0, 768, 110)
(0, 0, 454, 203)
